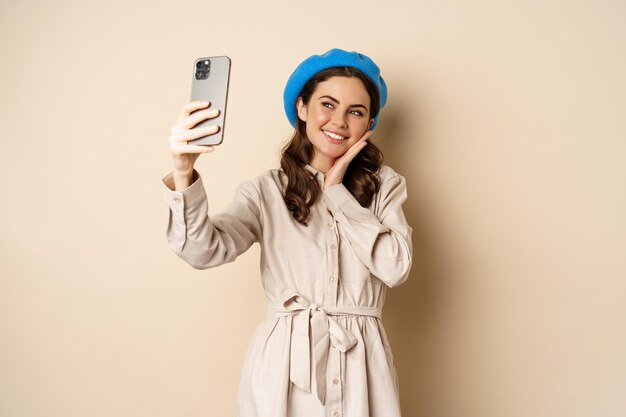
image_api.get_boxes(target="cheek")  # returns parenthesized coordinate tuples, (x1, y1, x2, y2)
(351, 119, 369, 135)
(313, 109, 330, 125)
(304, 110, 324, 136)
(306, 112, 325, 136)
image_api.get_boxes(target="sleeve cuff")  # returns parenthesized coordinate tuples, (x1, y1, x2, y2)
(161, 169, 207, 207)
(322, 183, 355, 215)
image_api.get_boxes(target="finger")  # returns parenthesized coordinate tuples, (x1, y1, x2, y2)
(181, 100, 211, 117)
(358, 130, 373, 142)
(187, 125, 220, 141)
(183, 144, 215, 153)
(170, 125, 220, 144)
(351, 132, 371, 153)
(351, 136, 370, 153)
(171, 117, 218, 135)
(343, 139, 369, 162)
(178, 100, 211, 121)
(183, 108, 221, 129)
(172, 144, 215, 155)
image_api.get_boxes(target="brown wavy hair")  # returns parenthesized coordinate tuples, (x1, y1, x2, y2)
(280, 66, 384, 226)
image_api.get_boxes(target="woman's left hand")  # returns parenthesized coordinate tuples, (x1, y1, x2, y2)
(323, 130, 372, 191)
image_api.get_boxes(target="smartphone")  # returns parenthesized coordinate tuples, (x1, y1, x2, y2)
(189, 56, 231, 145)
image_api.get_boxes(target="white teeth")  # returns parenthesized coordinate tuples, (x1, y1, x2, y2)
(324, 130, 346, 140)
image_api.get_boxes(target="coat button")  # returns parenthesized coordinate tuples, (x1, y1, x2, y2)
(332, 378, 340, 385)
(329, 276, 335, 282)
(333, 412, 341, 417)
(327, 222, 333, 228)
(330, 244, 337, 250)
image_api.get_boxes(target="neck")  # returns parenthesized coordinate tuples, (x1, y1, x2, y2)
(308, 155, 335, 174)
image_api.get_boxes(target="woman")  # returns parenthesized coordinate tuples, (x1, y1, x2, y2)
(162, 48, 413, 417)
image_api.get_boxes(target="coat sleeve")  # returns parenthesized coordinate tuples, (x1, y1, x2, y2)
(161, 170, 262, 270)
(322, 171, 413, 288)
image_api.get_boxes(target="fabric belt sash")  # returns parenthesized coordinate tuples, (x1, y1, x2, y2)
(264, 288, 383, 406)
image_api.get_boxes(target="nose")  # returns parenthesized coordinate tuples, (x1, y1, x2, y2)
(331, 112, 348, 128)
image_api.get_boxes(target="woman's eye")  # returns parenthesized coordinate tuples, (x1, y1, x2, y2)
(322, 102, 333, 109)
(350, 110, 363, 116)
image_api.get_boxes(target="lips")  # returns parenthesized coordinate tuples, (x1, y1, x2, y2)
(323, 130, 347, 141)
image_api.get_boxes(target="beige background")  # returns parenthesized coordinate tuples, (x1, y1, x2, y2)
(1, 0, 625, 416)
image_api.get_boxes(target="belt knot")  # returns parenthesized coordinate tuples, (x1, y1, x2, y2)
(265, 288, 382, 405)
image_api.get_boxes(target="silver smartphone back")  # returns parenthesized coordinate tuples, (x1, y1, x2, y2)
(189, 56, 231, 145)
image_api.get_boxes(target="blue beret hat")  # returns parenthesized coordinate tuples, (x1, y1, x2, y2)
(283, 48, 387, 130)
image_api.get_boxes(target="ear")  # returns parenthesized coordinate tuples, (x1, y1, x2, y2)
(367, 118, 375, 130)
(296, 97, 308, 123)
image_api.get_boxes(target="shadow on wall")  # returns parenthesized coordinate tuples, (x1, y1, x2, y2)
(375, 92, 450, 417)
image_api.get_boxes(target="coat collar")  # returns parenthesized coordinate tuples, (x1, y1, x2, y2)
(305, 163, 324, 177)
(305, 163, 325, 185)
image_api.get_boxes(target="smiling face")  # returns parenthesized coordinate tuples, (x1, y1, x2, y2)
(296, 76, 374, 173)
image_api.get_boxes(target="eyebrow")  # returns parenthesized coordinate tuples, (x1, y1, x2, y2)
(319, 95, 368, 110)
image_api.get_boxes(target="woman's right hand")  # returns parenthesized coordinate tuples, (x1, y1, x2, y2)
(168, 100, 221, 177)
